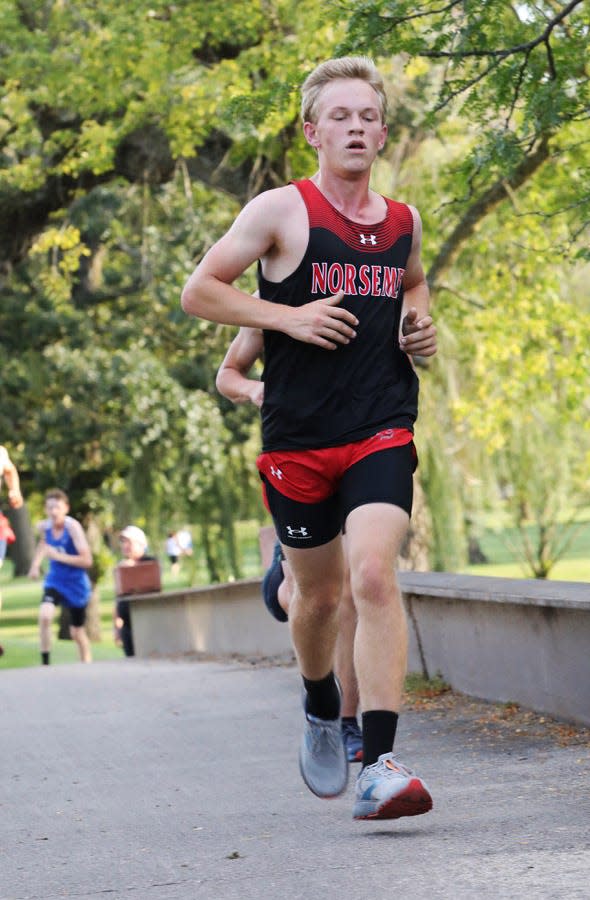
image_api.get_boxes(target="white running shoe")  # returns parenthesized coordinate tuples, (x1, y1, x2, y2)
(353, 752, 433, 820)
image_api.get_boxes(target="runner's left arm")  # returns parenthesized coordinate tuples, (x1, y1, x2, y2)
(2, 450, 24, 508)
(400, 206, 437, 358)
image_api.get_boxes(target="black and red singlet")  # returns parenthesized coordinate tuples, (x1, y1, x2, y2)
(258, 178, 419, 452)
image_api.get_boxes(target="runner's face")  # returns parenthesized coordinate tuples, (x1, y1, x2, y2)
(304, 78, 387, 173)
(45, 498, 68, 525)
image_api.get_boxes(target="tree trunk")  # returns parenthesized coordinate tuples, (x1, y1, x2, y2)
(217, 478, 241, 580)
(201, 522, 223, 584)
(6, 503, 35, 575)
(399, 477, 432, 572)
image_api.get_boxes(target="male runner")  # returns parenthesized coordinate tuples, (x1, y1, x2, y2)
(29, 489, 93, 664)
(182, 56, 437, 819)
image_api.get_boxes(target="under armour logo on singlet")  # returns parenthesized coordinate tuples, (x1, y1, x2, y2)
(359, 233, 377, 245)
(270, 466, 283, 480)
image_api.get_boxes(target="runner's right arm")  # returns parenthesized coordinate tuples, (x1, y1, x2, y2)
(216, 327, 265, 408)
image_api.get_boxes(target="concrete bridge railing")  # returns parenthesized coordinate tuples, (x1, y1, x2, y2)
(127, 572, 590, 727)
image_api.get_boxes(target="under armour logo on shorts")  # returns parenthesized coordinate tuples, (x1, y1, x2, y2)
(286, 525, 310, 538)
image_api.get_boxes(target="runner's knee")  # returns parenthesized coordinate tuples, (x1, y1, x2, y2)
(39, 602, 55, 623)
(291, 583, 341, 619)
(351, 557, 399, 610)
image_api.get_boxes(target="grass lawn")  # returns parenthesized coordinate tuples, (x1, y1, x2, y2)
(0, 569, 119, 670)
(461, 557, 590, 580)
(460, 517, 590, 581)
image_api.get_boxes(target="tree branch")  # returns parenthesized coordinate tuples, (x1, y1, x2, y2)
(436, 284, 486, 310)
(434, 57, 503, 111)
(426, 136, 551, 288)
(417, 0, 584, 60)
(504, 49, 532, 128)
(375, 0, 464, 28)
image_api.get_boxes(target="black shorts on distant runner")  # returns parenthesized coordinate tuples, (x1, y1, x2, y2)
(41, 587, 87, 627)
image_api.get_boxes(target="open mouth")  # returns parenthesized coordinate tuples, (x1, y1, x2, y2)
(346, 140, 366, 150)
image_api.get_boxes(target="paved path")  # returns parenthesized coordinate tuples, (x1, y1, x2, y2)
(2, 658, 589, 900)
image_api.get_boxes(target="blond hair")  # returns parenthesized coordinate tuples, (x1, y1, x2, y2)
(301, 56, 387, 124)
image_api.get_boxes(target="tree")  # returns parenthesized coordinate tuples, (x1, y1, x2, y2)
(342, 0, 589, 282)
(0, 0, 340, 276)
(1, 0, 339, 581)
(445, 208, 590, 577)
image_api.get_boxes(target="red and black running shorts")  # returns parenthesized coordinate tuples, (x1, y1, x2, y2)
(257, 428, 417, 549)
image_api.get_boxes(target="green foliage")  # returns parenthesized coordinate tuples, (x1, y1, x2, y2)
(431, 201, 590, 577)
(0, 0, 338, 198)
(418, 439, 467, 572)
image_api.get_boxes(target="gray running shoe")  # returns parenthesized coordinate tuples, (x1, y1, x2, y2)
(299, 711, 349, 799)
(353, 752, 433, 820)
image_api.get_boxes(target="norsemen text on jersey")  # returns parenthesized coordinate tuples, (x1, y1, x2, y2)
(311, 262, 405, 299)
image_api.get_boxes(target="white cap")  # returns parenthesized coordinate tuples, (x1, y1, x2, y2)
(119, 525, 148, 549)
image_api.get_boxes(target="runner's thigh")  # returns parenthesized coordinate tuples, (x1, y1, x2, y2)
(340, 443, 416, 522)
(262, 476, 342, 549)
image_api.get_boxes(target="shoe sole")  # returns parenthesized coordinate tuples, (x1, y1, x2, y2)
(354, 778, 433, 820)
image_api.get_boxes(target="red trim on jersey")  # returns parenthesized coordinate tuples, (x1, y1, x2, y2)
(257, 428, 414, 504)
(293, 179, 413, 254)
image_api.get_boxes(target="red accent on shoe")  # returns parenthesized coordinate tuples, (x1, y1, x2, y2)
(358, 778, 433, 820)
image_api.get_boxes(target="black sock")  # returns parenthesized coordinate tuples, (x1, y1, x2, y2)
(41, 651, 50, 665)
(361, 710, 399, 768)
(302, 672, 340, 720)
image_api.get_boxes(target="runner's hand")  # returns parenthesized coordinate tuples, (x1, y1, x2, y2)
(283, 291, 358, 349)
(8, 489, 23, 509)
(247, 381, 264, 408)
(400, 307, 437, 357)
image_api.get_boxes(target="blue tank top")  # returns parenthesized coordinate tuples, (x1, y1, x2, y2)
(44, 519, 91, 608)
(258, 179, 419, 451)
